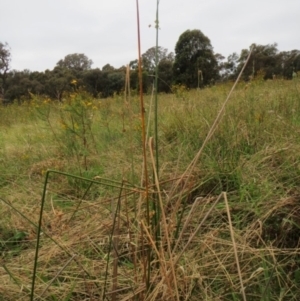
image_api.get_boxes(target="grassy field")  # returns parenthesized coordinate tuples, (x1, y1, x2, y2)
(1, 77, 300, 300)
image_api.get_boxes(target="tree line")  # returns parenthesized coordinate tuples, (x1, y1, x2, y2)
(1, 29, 300, 103)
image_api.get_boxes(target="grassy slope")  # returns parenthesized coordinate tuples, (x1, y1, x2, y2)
(1, 78, 300, 300)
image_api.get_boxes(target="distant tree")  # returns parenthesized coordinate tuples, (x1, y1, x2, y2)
(173, 29, 218, 87)
(102, 64, 115, 72)
(222, 52, 239, 79)
(237, 43, 278, 80)
(129, 47, 174, 93)
(214, 53, 225, 72)
(129, 59, 138, 71)
(83, 66, 125, 98)
(129, 70, 150, 93)
(143, 47, 174, 92)
(56, 53, 93, 73)
(0, 42, 11, 99)
(5, 69, 44, 103)
(142, 46, 170, 74)
(100, 64, 125, 97)
(157, 55, 174, 93)
(276, 50, 300, 79)
(5, 70, 29, 102)
(128, 58, 151, 93)
(101, 72, 124, 98)
(83, 68, 103, 97)
(45, 67, 73, 101)
(29, 71, 47, 94)
(117, 65, 127, 72)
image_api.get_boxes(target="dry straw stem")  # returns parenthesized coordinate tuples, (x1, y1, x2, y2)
(137, 83, 155, 220)
(140, 220, 174, 298)
(146, 84, 155, 139)
(168, 46, 254, 205)
(223, 192, 247, 301)
(171, 196, 203, 253)
(148, 137, 179, 301)
(124, 64, 136, 186)
(146, 194, 222, 301)
(134, 15, 151, 293)
(38, 253, 77, 299)
(173, 193, 222, 260)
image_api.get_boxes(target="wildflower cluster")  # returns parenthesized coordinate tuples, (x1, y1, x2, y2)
(59, 93, 97, 164)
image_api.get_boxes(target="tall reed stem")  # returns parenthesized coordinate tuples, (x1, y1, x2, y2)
(136, 0, 151, 291)
(135, 0, 149, 225)
(154, 0, 160, 176)
(153, 0, 161, 257)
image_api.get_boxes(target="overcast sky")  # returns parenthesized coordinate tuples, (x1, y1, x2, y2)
(1, 0, 299, 72)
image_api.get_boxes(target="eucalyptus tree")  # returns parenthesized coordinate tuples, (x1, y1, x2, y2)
(173, 29, 218, 87)
(56, 53, 93, 73)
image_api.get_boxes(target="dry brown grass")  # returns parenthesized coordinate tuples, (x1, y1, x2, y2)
(1, 175, 300, 300)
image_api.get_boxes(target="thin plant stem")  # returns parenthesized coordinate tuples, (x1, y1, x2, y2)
(153, 0, 161, 259)
(224, 192, 247, 301)
(149, 137, 179, 301)
(173, 193, 222, 258)
(30, 171, 50, 301)
(146, 83, 154, 141)
(135, 0, 149, 224)
(136, 0, 151, 290)
(154, 0, 160, 176)
(103, 182, 123, 300)
(38, 254, 77, 299)
(112, 188, 121, 301)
